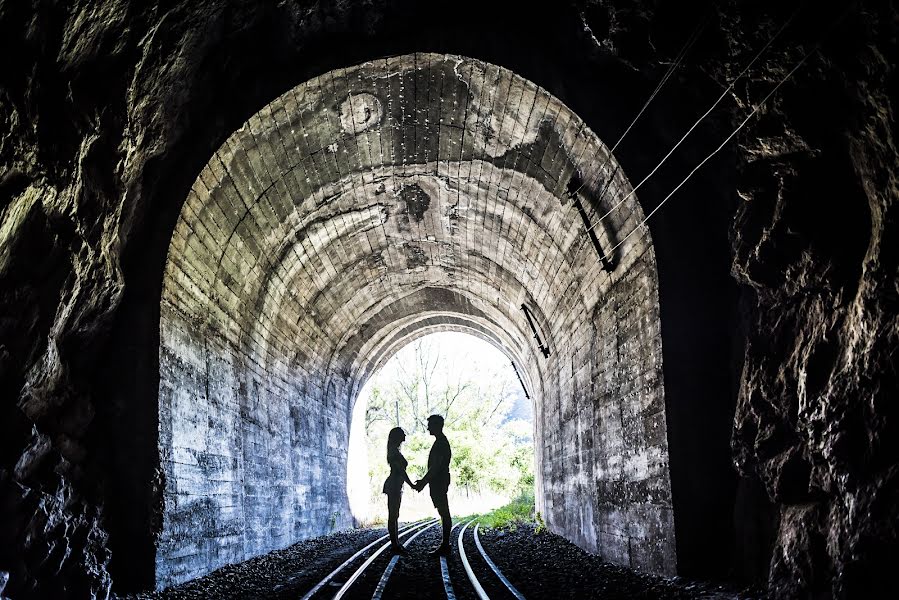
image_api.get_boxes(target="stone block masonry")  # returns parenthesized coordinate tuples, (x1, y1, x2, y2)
(159, 53, 673, 587)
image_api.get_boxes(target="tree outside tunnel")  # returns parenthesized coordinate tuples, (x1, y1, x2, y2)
(158, 53, 674, 589)
(346, 332, 535, 525)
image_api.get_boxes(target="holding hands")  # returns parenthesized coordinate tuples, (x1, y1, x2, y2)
(411, 479, 425, 492)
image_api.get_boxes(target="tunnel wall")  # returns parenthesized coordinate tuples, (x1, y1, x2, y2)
(538, 203, 672, 572)
(158, 53, 675, 585)
(157, 277, 352, 586)
(6, 3, 892, 598)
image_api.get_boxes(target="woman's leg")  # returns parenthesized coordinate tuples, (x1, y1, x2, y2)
(387, 493, 401, 547)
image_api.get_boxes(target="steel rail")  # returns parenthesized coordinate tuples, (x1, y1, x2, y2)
(370, 521, 440, 600)
(440, 522, 463, 600)
(333, 519, 438, 599)
(299, 519, 431, 600)
(457, 520, 489, 600)
(473, 523, 525, 600)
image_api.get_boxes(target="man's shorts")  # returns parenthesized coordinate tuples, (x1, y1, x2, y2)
(429, 485, 449, 511)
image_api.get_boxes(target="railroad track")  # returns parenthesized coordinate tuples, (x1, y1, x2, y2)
(471, 523, 525, 599)
(299, 517, 526, 599)
(300, 519, 434, 599)
(370, 521, 440, 600)
(439, 522, 463, 600)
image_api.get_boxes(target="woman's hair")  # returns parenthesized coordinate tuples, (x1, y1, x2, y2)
(387, 427, 405, 451)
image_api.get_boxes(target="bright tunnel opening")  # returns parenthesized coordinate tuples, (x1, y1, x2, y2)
(347, 332, 534, 525)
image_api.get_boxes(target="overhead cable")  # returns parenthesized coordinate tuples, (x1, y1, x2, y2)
(598, 32, 828, 263)
(585, 3, 804, 234)
(570, 11, 709, 199)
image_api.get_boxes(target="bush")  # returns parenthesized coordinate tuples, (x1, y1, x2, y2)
(474, 489, 535, 530)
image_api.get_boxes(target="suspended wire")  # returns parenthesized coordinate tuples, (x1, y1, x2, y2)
(585, 3, 804, 234)
(609, 15, 707, 154)
(597, 36, 825, 264)
(569, 11, 710, 199)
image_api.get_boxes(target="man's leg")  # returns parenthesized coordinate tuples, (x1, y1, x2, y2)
(438, 503, 451, 548)
(429, 488, 451, 554)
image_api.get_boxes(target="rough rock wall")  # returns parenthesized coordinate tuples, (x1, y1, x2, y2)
(726, 7, 899, 598)
(578, 2, 898, 596)
(0, 0, 895, 597)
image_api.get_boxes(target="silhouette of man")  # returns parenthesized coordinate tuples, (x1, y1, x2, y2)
(414, 414, 452, 555)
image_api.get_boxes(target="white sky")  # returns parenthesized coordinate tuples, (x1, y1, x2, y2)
(359, 331, 532, 421)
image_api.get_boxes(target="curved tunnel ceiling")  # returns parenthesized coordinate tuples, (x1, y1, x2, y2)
(158, 52, 668, 585)
(165, 53, 648, 397)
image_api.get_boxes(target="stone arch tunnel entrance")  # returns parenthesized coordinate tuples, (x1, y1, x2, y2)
(2, 2, 894, 598)
(157, 53, 678, 588)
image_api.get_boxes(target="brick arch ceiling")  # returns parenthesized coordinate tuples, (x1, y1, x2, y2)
(158, 53, 671, 588)
(340, 293, 537, 401)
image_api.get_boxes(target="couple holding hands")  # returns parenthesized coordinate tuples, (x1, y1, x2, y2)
(383, 414, 453, 555)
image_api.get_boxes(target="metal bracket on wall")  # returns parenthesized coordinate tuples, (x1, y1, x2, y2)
(511, 361, 531, 399)
(521, 304, 550, 358)
(567, 175, 615, 272)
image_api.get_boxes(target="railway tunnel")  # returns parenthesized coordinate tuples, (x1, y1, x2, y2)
(158, 54, 678, 586)
(0, 1, 895, 599)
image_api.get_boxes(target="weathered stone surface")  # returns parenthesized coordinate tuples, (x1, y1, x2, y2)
(0, 0, 894, 598)
(158, 53, 672, 586)
(717, 5, 898, 597)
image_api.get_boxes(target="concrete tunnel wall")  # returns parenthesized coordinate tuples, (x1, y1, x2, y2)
(158, 53, 673, 587)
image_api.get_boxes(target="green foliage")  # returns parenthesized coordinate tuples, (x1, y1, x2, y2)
(535, 510, 546, 534)
(474, 490, 536, 530)
(362, 335, 534, 500)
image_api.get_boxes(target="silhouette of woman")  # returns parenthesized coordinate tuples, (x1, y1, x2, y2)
(383, 427, 414, 553)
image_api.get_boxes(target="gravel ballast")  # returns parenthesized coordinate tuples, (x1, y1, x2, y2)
(123, 521, 765, 599)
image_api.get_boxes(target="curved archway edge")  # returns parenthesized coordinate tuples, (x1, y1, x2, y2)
(96, 14, 742, 590)
(158, 52, 677, 587)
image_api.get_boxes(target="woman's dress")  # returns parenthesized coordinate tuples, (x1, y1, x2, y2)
(383, 447, 407, 497)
